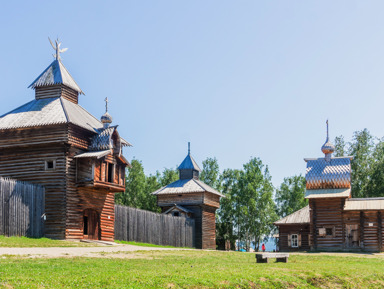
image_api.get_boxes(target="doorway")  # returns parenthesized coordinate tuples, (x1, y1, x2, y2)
(345, 224, 360, 248)
(83, 209, 100, 240)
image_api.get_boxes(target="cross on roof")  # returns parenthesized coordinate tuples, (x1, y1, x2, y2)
(105, 97, 109, 113)
(49, 37, 68, 61)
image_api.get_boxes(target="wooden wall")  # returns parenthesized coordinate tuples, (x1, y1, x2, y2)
(202, 205, 217, 249)
(115, 205, 195, 248)
(310, 198, 345, 251)
(0, 177, 45, 237)
(0, 125, 68, 239)
(277, 224, 310, 252)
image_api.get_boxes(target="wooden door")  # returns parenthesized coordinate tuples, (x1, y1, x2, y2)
(83, 209, 100, 240)
(346, 224, 359, 248)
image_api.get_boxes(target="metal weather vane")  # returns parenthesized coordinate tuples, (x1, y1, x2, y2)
(49, 37, 68, 61)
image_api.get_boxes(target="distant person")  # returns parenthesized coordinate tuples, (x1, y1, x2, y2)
(262, 243, 266, 252)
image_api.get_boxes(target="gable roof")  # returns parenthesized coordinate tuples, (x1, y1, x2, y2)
(89, 126, 132, 151)
(164, 204, 193, 214)
(152, 178, 224, 197)
(0, 97, 103, 132)
(29, 60, 83, 94)
(304, 157, 352, 190)
(274, 206, 310, 225)
(178, 154, 201, 171)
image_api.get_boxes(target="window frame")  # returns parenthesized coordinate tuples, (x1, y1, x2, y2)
(45, 159, 56, 171)
(291, 234, 298, 248)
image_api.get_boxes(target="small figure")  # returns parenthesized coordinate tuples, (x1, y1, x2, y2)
(262, 243, 266, 252)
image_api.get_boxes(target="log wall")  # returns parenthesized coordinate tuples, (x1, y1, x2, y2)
(0, 177, 45, 237)
(277, 224, 310, 252)
(115, 205, 195, 248)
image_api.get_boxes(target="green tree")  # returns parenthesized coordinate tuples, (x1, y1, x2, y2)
(143, 173, 162, 212)
(238, 158, 277, 252)
(275, 175, 307, 218)
(334, 136, 346, 157)
(216, 169, 240, 250)
(200, 157, 221, 190)
(348, 129, 374, 198)
(159, 167, 179, 186)
(115, 159, 146, 208)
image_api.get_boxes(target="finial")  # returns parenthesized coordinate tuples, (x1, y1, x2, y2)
(321, 119, 335, 161)
(49, 37, 68, 61)
(188, 142, 190, 155)
(105, 97, 109, 113)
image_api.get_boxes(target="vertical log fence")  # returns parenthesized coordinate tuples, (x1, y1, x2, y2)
(115, 205, 195, 248)
(0, 177, 45, 237)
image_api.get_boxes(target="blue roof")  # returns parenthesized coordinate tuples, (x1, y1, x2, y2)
(178, 154, 201, 172)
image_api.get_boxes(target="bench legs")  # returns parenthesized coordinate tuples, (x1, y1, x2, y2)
(256, 257, 269, 263)
(276, 257, 288, 263)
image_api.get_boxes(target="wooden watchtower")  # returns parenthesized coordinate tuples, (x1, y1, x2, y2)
(152, 145, 223, 249)
(0, 40, 131, 241)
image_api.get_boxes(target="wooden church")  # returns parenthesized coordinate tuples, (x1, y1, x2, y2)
(152, 144, 224, 249)
(275, 122, 384, 252)
(0, 39, 131, 241)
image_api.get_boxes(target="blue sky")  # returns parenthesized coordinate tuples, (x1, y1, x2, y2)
(1, 1, 384, 188)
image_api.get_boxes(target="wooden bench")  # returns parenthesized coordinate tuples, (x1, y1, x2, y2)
(255, 253, 289, 263)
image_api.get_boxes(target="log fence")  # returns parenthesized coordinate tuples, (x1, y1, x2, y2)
(115, 205, 195, 248)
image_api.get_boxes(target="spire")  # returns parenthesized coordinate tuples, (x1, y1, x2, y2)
(178, 142, 201, 180)
(29, 38, 83, 96)
(321, 119, 335, 161)
(101, 97, 112, 128)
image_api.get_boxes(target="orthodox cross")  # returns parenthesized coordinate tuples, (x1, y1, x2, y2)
(49, 37, 68, 61)
(105, 97, 109, 113)
(188, 142, 191, 154)
(326, 119, 329, 140)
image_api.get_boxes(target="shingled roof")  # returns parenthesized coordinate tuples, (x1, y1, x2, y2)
(0, 97, 102, 132)
(274, 206, 310, 225)
(29, 60, 83, 94)
(305, 157, 353, 190)
(178, 154, 201, 171)
(152, 178, 224, 197)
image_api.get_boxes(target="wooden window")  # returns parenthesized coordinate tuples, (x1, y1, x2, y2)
(45, 160, 56, 170)
(291, 234, 298, 248)
(173, 211, 180, 217)
(326, 228, 333, 236)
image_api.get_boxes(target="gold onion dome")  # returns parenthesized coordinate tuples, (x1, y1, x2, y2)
(321, 120, 335, 156)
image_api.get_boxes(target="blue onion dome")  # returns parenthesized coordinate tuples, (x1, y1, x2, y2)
(101, 112, 112, 124)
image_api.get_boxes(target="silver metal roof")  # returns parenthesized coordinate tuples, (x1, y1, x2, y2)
(74, 150, 111, 159)
(305, 188, 351, 199)
(0, 97, 103, 132)
(304, 157, 353, 190)
(152, 178, 224, 197)
(178, 154, 201, 172)
(344, 198, 384, 211)
(29, 60, 83, 94)
(274, 206, 310, 225)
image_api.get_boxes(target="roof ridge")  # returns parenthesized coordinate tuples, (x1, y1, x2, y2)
(58, 60, 83, 94)
(0, 99, 36, 118)
(59, 97, 70, 123)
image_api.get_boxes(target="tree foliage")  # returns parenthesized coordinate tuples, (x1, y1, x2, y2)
(275, 175, 307, 218)
(200, 157, 221, 191)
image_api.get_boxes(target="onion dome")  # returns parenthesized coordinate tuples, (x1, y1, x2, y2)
(101, 97, 112, 128)
(321, 120, 335, 160)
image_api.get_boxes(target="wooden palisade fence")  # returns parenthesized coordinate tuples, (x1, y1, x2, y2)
(0, 177, 45, 237)
(115, 205, 195, 248)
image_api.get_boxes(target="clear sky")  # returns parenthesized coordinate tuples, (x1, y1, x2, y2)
(1, 1, 384, 188)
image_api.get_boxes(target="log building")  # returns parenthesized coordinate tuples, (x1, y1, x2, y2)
(152, 144, 223, 249)
(275, 122, 384, 252)
(0, 40, 131, 241)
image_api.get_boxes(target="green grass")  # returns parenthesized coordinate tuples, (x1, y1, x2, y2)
(0, 236, 98, 247)
(115, 240, 191, 249)
(1, 251, 384, 288)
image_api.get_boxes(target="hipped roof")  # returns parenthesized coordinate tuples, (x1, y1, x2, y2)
(29, 60, 83, 94)
(0, 97, 102, 132)
(178, 154, 201, 171)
